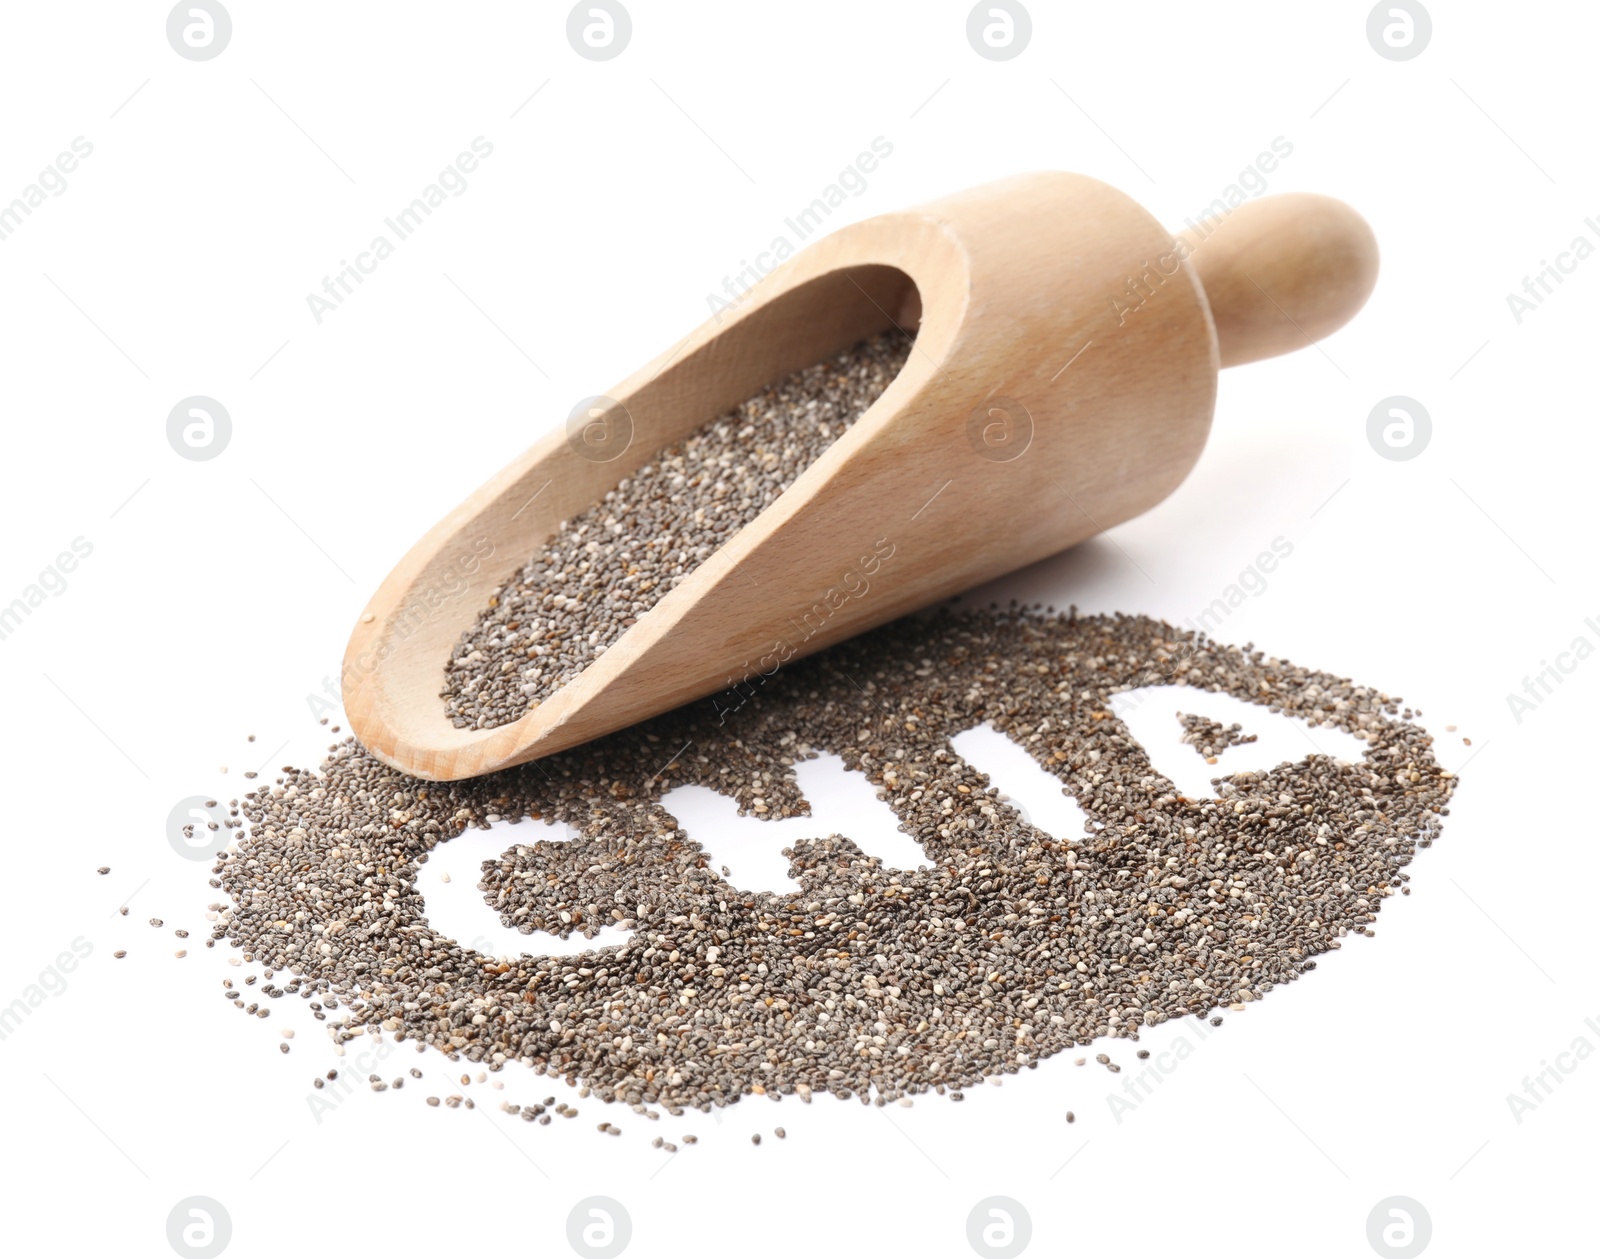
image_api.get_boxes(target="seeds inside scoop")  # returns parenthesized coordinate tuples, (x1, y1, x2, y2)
(439, 333, 912, 730)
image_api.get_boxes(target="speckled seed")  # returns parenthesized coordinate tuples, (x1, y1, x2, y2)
(213, 608, 1452, 1128)
(439, 335, 911, 731)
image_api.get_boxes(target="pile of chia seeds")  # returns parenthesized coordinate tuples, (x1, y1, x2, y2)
(440, 332, 912, 730)
(213, 608, 1454, 1120)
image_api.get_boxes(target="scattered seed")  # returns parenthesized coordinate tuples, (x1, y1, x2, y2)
(211, 608, 1451, 1123)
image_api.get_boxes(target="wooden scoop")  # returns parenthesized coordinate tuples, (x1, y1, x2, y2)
(343, 173, 1378, 781)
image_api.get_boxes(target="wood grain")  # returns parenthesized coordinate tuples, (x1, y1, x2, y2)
(343, 174, 1377, 780)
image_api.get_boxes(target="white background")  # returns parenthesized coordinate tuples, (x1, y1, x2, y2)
(1, 3, 1595, 1257)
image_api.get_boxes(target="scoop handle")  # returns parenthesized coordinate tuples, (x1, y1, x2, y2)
(1176, 193, 1379, 368)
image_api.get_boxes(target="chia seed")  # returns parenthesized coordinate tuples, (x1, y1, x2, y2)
(440, 333, 911, 730)
(213, 608, 1452, 1119)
